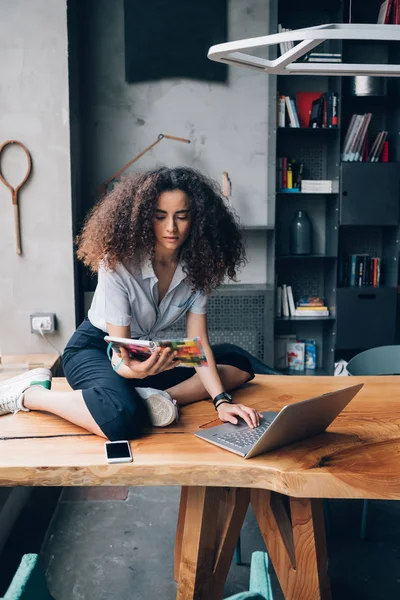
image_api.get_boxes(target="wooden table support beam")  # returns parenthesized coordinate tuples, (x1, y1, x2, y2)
(251, 490, 331, 600)
(175, 486, 250, 600)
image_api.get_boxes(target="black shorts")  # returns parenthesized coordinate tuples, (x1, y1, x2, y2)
(62, 319, 254, 440)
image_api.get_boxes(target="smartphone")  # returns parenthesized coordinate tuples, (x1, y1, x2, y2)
(104, 440, 133, 463)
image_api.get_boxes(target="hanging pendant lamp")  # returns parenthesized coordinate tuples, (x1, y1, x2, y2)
(208, 24, 400, 77)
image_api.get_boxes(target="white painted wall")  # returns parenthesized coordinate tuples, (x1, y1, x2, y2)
(0, 0, 76, 354)
(82, 0, 271, 284)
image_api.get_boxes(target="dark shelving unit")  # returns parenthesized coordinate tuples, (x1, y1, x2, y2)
(272, 0, 400, 375)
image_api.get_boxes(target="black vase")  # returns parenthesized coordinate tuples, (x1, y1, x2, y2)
(290, 209, 312, 255)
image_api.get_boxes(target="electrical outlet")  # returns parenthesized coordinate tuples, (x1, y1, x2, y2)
(30, 313, 56, 334)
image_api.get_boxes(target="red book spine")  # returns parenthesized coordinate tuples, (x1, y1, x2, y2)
(283, 157, 288, 188)
(382, 141, 389, 162)
(385, 0, 394, 22)
(373, 258, 378, 288)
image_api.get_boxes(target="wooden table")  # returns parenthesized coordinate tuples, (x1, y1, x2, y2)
(0, 353, 60, 381)
(1, 375, 400, 600)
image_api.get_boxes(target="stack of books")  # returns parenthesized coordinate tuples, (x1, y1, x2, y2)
(277, 92, 339, 129)
(377, 0, 400, 24)
(302, 52, 342, 63)
(338, 254, 382, 287)
(296, 92, 339, 129)
(308, 92, 339, 129)
(278, 24, 295, 54)
(301, 179, 335, 194)
(276, 287, 330, 318)
(295, 296, 329, 317)
(277, 95, 300, 128)
(342, 114, 388, 162)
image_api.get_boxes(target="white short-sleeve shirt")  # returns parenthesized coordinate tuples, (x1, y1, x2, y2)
(88, 259, 208, 340)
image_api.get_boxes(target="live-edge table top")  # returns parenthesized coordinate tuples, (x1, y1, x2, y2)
(1, 375, 400, 500)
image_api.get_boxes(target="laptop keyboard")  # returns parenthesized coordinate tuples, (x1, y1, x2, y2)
(215, 419, 275, 449)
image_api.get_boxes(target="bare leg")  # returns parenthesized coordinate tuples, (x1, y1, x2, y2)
(167, 365, 251, 406)
(23, 387, 105, 437)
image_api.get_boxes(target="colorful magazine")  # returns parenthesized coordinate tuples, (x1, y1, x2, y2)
(104, 335, 208, 367)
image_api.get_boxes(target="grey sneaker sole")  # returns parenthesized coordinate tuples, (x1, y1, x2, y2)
(0, 368, 52, 391)
(145, 394, 178, 427)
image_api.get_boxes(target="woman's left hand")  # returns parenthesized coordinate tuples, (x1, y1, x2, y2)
(217, 403, 263, 429)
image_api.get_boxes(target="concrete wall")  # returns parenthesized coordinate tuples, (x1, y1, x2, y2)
(0, 0, 76, 353)
(81, 0, 272, 284)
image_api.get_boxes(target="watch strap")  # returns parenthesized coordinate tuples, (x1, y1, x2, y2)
(213, 392, 233, 408)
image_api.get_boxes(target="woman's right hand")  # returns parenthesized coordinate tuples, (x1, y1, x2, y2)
(118, 346, 178, 379)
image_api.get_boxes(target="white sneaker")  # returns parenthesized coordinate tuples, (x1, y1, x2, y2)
(0, 368, 52, 416)
(135, 387, 179, 427)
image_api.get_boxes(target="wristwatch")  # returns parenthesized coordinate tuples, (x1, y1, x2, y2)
(213, 392, 233, 410)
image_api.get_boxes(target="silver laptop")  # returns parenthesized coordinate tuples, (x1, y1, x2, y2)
(195, 383, 363, 459)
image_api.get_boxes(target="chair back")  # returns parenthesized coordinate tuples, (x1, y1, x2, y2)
(346, 345, 400, 376)
(224, 551, 273, 600)
(2, 554, 55, 600)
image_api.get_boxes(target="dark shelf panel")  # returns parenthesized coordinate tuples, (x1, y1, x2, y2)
(276, 254, 336, 259)
(277, 192, 338, 195)
(241, 225, 274, 231)
(340, 161, 400, 166)
(275, 316, 336, 321)
(280, 0, 341, 12)
(337, 286, 397, 290)
(218, 283, 274, 293)
(278, 127, 340, 133)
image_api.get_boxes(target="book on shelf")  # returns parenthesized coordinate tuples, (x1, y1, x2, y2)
(276, 287, 330, 317)
(377, 0, 399, 23)
(303, 53, 342, 63)
(277, 157, 303, 191)
(287, 285, 296, 316)
(282, 284, 290, 317)
(301, 179, 336, 193)
(279, 92, 339, 129)
(297, 296, 325, 306)
(338, 254, 382, 287)
(294, 309, 329, 316)
(278, 24, 295, 55)
(306, 92, 339, 129)
(342, 114, 388, 162)
(277, 95, 300, 128)
(278, 95, 286, 128)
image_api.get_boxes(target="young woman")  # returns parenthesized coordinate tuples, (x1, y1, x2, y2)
(0, 167, 262, 440)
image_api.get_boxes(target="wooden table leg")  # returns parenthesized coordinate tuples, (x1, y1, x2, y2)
(174, 486, 189, 582)
(175, 486, 250, 600)
(210, 487, 250, 600)
(251, 489, 331, 600)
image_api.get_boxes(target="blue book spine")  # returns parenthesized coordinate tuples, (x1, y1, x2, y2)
(349, 254, 357, 287)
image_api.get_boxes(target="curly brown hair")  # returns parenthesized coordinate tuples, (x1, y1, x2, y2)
(76, 167, 246, 294)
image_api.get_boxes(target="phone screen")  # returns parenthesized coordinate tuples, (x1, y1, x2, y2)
(106, 442, 131, 460)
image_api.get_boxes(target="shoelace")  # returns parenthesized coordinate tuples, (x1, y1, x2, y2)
(0, 393, 21, 414)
